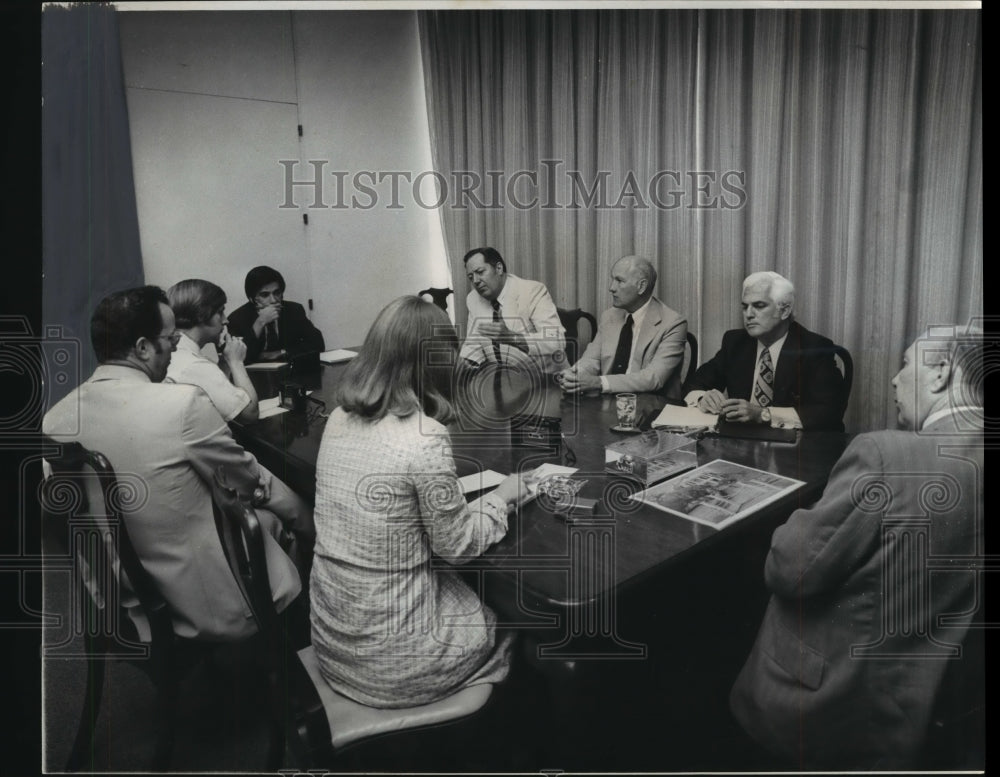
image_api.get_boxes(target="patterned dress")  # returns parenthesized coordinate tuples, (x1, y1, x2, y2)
(310, 408, 512, 707)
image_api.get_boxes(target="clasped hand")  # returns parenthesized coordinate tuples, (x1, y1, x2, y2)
(697, 389, 762, 423)
(556, 368, 601, 393)
(255, 303, 281, 326)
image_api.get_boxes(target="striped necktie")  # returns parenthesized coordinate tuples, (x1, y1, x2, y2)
(490, 299, 503, 365)
(752, 347, 774, 407)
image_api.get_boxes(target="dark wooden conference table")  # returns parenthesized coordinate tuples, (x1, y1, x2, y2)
(238, 358, 849, 769)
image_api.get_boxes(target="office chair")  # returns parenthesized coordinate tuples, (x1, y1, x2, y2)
(557, 307, 598, 365)
(418, 287, 454, 313)
(41, 440, 288, 771)
(287, 647, 494, 769)
(832, 344, 854, 415)
(209, 458, 502, 771)
(681, 331, 699, 394)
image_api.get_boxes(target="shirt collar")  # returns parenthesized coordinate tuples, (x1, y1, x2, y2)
(177, 332, 202, 354)
(627, 297, 653, 331)
(495, 275, 515, 308)
(922, 406, 984, 431)
(756, 331, 789, 363)
(89, 363, 153, 383)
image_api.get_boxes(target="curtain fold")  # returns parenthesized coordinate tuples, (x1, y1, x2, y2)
(42, 4, 144, 406)
(418, 8, 981, 432)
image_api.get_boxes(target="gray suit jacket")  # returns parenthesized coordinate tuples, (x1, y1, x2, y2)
(43, 365, 301, 640)
(729, 411, 984, 769)
(574, 297, 687, 397)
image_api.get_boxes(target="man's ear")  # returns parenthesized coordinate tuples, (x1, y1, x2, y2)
(778, 303, 793, 321)
(134, 337, 153, 361)
(929, 359, 952, 394)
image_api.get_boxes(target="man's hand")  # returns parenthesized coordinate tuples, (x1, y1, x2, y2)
(475, 321, 529, 353)
(557, 369, 601, 394)
(255, 303, 281, 327)
(720, 398, 763, 423)
(696, 389, 727, 414)
(254, 468, 272, 504)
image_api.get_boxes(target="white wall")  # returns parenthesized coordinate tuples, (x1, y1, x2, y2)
(120, 10, 449, 348)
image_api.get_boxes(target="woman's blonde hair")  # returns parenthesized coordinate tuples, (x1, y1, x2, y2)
(338, 296, 459, 424)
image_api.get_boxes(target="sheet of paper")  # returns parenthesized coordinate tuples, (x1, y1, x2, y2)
(458, 469, 507, 495)
(319, 349, 358, 364)
(257, 396, 288, 419)
(245, 361, 288, 371)
(651, 403, 718, 431)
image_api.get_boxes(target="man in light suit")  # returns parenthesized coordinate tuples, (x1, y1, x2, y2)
(729, 325, 985, 769)
(43, 286, 312, 641)
(685, 271, 846, 431)
(558, 255, 687, 397)
(459, 246, 566, 375)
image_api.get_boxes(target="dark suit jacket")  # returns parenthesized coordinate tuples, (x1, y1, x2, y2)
(729, 412, 983, 769)
(227, 300, 325, 364)
(688, 321, 846, 430)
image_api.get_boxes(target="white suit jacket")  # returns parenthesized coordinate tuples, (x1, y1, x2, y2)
(460, 273, 566, 374)
(43, 365, 300, 641)
(574, 296, 687, 397)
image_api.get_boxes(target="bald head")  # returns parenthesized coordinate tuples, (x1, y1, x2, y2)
(891, 325, 984, 430)
(609, 255, 657, 313)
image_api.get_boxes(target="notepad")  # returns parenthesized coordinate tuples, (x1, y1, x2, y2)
(650, 403, 718, 431)
(458, 469, 507, 495)
(245, 361, 288, 371)
(257, 396, 288, 419)
(319, 349, 358, 364)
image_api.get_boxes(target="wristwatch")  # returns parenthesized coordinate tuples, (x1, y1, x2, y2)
(760, 407, 772, 425)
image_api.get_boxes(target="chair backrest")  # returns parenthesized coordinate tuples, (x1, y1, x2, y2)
(557, 308, 598, 365)
(681, 331, 699, 394)
(211, 468, 282, 639)
(832, 344, 854, 415)
(40, 437, 173, 650)
(417, 287, 454, 313)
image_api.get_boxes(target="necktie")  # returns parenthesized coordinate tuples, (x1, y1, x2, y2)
(752, 347, 774, 407)
(610, 314, 633, 375)
(490, 299, 503, 365)
(263, 322, 276, 351)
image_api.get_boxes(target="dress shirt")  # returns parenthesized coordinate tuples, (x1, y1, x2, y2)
(459, 273, 565, 373)
(166, 333, 251, 422)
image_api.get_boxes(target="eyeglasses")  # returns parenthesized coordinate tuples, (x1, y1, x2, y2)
(157, 332, 182, 346)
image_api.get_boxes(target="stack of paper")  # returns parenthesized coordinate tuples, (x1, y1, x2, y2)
(245, 361, 288, 371)
(651, 403, 718, 431)
(320, 349, 358, 364)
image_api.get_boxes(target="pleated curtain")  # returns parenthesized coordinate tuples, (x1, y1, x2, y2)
(418, 9, 981, 432)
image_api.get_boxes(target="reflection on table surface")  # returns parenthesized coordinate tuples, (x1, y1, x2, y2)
(238, 361, 848, 612)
